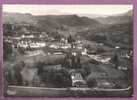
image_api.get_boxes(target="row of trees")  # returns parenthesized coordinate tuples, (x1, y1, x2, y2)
(36, 62, 72, 88)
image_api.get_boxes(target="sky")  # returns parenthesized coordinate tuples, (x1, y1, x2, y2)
(3, 5, 132, 16)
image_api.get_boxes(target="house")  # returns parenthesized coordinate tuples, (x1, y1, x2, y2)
(70, 70, 87, 87)
(21, 34, 34, 38)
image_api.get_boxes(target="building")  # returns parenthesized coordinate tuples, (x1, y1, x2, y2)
(70, 70, 87, 87)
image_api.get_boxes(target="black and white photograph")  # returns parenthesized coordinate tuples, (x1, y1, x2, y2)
(3, 5, 133, 97)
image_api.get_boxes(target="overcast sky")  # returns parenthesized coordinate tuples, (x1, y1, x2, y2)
(3, 5, 132, 16)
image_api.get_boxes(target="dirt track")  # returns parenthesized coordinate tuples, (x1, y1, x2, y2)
(6, 85, 132, 97)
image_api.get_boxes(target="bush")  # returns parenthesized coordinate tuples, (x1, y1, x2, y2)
(86, 78, 97, 88)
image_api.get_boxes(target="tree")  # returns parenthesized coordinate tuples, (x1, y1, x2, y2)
(68, 35, 75, 43)
(111, 52, 119, 68)
(86, 78, 97, 88)
(18, 47, 25, 55)
(3, 41, 12, 60)
(46, 68, 72, 88)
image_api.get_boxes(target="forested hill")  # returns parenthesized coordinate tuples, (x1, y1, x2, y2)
(78, 10, 133, 49)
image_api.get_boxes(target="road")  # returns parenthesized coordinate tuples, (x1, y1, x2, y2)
(6, 85, 132, 97)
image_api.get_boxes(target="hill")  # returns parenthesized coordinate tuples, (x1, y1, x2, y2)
(3, 13, 102, 36)
(95, 10, 133, 25)
(3, 12, 37, 25)
(78, 21, 133, 49)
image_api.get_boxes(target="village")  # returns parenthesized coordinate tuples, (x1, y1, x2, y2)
(3, 15, 133, 96)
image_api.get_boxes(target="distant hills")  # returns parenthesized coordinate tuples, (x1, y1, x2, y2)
(35, 15, 102, 34)
(3, 13, 102, 35)
(3, 10, 133, 49)
(78, 10, 133, 49)
(3, 13, 101, 29)
(3, 10, 132, 25)
(3, 12, 101, 26)
(95, 10, 133, 25)
(3, 12, 37, 25)
(36, 14, 100, 27)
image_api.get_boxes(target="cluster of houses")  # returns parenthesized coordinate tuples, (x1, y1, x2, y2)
(17, 41, 46, 49)
(6, 33, 54, 50)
